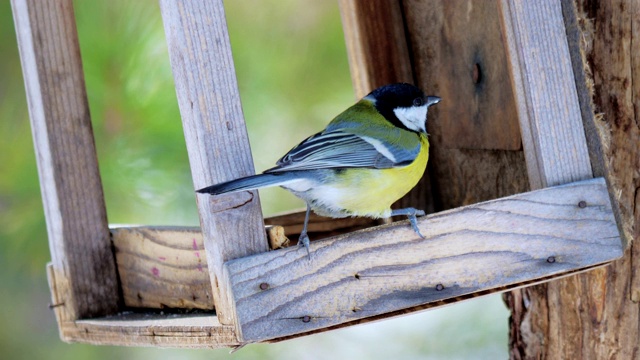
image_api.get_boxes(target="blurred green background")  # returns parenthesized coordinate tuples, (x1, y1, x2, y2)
(0, 1, 508, 358)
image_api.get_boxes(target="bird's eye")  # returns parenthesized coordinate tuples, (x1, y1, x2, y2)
(413, 98, 424, 106)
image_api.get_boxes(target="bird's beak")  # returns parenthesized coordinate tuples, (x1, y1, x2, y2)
(426, 96, 441, 107)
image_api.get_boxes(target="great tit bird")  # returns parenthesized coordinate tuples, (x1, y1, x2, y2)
(197, 83, 440, 255)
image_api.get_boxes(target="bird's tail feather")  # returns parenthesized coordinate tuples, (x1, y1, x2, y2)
(196, 173, 299, 195)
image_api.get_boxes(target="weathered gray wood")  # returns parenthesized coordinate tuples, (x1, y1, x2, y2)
(70, 314, 237, 348)
(112, 227, 213, 310)
(499, 0, 593, 189)
(559, 0, 628, 247)
(507, 1, 640, 358)
(63, 309, 237, 347)
(160, 0, 269, 325)
(225, 178, 622, 342)
(47, 264, 238, 348)
(111, 214, 375, 311)
(264, 210, 378, 237)
(12, 0, 119, 321)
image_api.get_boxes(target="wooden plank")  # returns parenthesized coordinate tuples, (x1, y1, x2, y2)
(47, 263, 238, 348)
(160, 0, 269, 325)
(48, 264, 237, 348)
(269, 262, 611, 344)
(507, 0, 640, 358)
(112, 227, 213, 310)
(338, 0, 414, 98)
(402, 0, 521, 151)
(264, 210, 378, 238)
(63, 312, 237, 348)
(560, 0, 627, 249)
(499, 0, 593, 189)
(225, 178, 622, 342)
(11, 0, 119, 321)
(401, 0, 530, 214)
(111, 215, 376, 311)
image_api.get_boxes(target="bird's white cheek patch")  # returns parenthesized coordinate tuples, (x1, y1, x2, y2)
(394, 105, 428, 132)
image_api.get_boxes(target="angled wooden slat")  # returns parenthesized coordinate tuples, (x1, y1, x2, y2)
(499, 0, 593, 190)
(506, 1, 638, 358)
(224, 178, 622, 343)
(160, 0, 269, 325)
(12, 0, 119, 321)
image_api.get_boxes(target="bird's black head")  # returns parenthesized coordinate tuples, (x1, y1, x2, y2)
(366, 83, 440, 133)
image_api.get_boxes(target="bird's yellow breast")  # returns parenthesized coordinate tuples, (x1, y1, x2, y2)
(326, 134, 429, 218)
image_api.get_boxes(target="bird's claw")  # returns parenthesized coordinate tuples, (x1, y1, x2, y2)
(297, 232, 311, 259)
(408, 213, 425, 239)
(391, 207, 426, 239)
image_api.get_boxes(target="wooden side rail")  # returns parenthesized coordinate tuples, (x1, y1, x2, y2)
(12, 0, 120, 327)
(159, 0, 269, 325)
(100, 178, 621, 344)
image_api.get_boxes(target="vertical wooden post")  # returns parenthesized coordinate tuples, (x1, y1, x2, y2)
(506, 0, 640, 358)
(338, 0, 414, 98)
(500, 0, 593, 190)
(160, 0, 269, 326)
(11, 0, 119, 324)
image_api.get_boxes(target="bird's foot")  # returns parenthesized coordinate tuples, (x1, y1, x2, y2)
(390, 207, 426, 238)
(297, 231, 311, 259)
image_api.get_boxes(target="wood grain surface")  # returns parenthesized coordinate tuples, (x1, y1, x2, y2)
(67, 311, 237, 348)
(225, 178, 622, 342)
(401, 0, 530, 214)
(111, 214, 375, 311)
(507, 1, 640, 358)
(112, 227, 213, 310)
(12, 0, 119, 321)
(160, 0, 269, 325)
(500, 0, 593, 189)
(48, 264, 237, 348)
(404, 0, 521, 150)
(338, 0, 414, 98)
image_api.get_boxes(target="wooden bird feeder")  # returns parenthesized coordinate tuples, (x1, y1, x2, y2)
(12, 0, 625, 349)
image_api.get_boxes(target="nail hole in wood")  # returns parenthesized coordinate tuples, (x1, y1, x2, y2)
(473, 63, 482, 84)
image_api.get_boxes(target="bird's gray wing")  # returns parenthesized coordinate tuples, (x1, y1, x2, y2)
(265, 130, 419, 173)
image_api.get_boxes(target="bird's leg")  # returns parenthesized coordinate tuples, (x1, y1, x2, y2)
(390, 207, 426, 238)
(297, 203, 312, 258)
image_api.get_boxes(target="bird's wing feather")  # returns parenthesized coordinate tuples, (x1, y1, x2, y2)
(266, 129, 419, 173)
